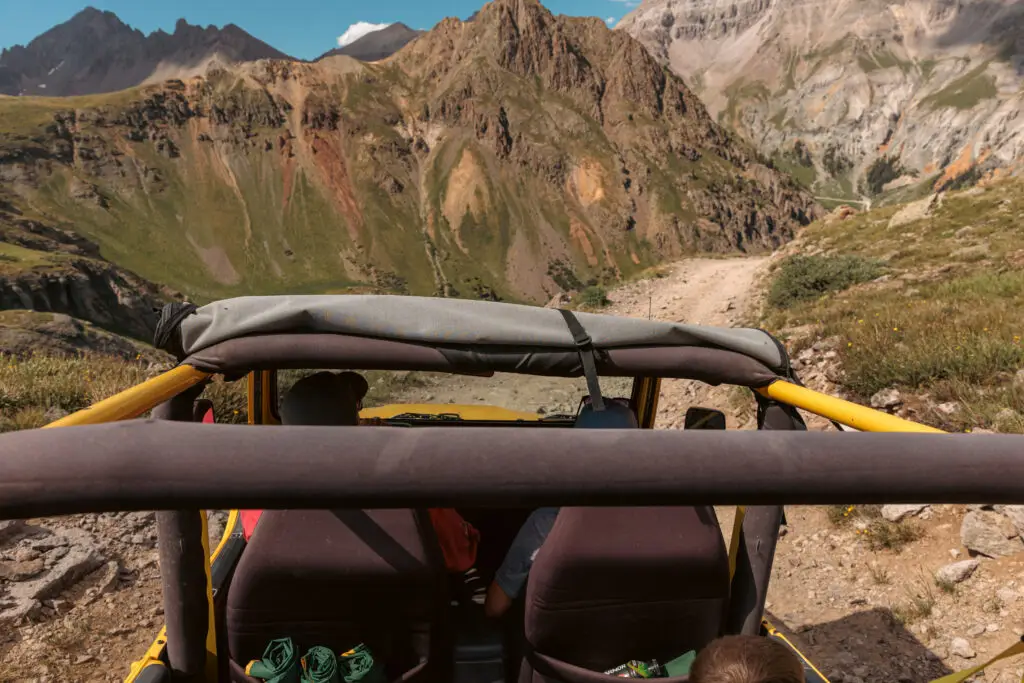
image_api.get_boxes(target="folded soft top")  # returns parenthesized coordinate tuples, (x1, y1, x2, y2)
(155, 295, 785, 371)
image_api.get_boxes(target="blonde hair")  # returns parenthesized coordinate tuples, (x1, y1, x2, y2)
(689, 636, 805, 683)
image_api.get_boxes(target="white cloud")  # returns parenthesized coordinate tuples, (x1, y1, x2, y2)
(337, 21, 392, 47)
(608, 0, 640, 6)
(605, 16, 616, 24)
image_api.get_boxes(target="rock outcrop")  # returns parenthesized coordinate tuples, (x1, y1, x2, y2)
(617, 0, 1024, 198)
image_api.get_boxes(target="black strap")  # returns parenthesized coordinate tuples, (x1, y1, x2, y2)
(153, 302, 198, 360)
(558, 309, 604, 411)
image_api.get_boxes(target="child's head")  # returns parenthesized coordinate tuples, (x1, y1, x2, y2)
(689, 635, 805, 683)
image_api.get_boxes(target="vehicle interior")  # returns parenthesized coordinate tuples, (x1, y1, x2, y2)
(211, 369, 761, 683)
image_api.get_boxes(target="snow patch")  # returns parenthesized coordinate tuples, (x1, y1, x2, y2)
(47, 60, 65, 76)
(38, 83, 46, 89)
(337, 22, 392, 47)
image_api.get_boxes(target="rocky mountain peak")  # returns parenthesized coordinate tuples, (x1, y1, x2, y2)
(0, 10, 292, 97)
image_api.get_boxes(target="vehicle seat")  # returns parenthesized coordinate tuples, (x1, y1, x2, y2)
(518, 402, 730, 682)
(225, 508, 449, 682)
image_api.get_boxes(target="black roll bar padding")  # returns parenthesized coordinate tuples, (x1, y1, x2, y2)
(152, 394, 209, 681)
(725, 398, 804, 636)
(2, 424, 1024, 519)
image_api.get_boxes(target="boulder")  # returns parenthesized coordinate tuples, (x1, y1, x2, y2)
(870, 388, 902, 410)
(0, 519, 24, 544)
(950, 637, 975, 659)
(961, 510, 1023, 558)
(935, 559, 980, 585)
(0, 558, 45, 581)
(998, 505, 1024, 536)
(881, 504, 928, 523)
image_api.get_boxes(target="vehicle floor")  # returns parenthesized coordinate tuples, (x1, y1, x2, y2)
(1, 258, 1022, 682)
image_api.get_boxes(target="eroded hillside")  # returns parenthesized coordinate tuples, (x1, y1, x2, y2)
(618, 0, 1024, 203)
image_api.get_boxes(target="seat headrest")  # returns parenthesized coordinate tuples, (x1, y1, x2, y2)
(573, 401, 638, 429)
(280, 371, 369, 426)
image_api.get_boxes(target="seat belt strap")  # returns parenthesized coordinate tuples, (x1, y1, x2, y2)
(728, 505, 747, 582)
(928, 637, 1024, 683)
(558, 309, 605, 411)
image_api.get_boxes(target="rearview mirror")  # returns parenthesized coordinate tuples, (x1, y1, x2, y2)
(684, 407, 726, 430)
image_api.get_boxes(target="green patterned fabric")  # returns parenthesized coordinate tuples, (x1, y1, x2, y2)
(246, 637, 301, 683)
(340, 644, 385, 683)
(301, 646, 340, 683)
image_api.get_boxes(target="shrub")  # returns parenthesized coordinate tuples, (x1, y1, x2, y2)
(579, 285, 610, 309)
(767, 255, 884, 309)
(864, 155, 902, 195)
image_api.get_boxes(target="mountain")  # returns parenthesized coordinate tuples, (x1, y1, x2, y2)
(0, 7, 293, 97)
(317, 23, 425, 62)
(0, 0, 816, 326)
(617, 0, 1024, 203)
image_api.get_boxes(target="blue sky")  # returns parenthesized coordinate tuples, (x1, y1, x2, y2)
(0, 0, 639, 61)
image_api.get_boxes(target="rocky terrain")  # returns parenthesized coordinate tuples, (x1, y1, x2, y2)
(317, 23, 425, 62)
(617, 0, 1024, 202)
(0, 8, 292, 97)
(0, 0, 817, 308)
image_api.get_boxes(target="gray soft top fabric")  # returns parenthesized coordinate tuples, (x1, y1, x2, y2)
(179, 295, 784, 370)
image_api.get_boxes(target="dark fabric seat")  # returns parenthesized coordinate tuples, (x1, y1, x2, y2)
(519, 401, 730, 682)
(225, 509, 448, 682)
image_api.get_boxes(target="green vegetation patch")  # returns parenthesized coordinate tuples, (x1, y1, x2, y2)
(767, 254, 884, 309)
(763, 178, 1024, 432)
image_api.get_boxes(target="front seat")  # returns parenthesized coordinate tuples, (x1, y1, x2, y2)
(225, 509, 449, 681)
(225, 372, 450, 681)
(518, 402, 730, 682)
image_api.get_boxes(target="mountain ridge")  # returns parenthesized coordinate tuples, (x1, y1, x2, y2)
(0, 7, 294, 97)
(316, 23, 425, 62)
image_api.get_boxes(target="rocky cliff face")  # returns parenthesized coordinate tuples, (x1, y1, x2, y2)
(0, 200, 177, 342)
(0, 7, 292, 97)
(0, 0, 817, 307)
(618, 0, 1024, 201)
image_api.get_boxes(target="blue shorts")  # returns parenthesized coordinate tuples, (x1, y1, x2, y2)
(493, 507, 560, 600)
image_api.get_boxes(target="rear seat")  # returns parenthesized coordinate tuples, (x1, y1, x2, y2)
(225, 509, 449, 682)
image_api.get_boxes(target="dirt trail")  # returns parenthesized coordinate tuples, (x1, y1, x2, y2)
(600, 257, 765, 429)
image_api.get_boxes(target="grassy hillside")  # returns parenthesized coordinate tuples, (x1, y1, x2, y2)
(763, 178, 1024, 432)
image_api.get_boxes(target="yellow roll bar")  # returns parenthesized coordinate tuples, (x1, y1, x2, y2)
(758, 380, 945, 434)
(45, 365, 212, 428)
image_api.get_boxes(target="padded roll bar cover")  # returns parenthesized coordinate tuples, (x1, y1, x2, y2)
(152, 391, 210, 681)
(725, 397, 806, 635)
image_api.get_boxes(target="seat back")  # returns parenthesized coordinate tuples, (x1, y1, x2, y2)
(225, 509, 448, 681)
(520, 400, 730, 680)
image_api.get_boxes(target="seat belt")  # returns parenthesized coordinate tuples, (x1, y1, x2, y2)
(558, 309, 605, 411)
(928, 637, 1024, 683)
